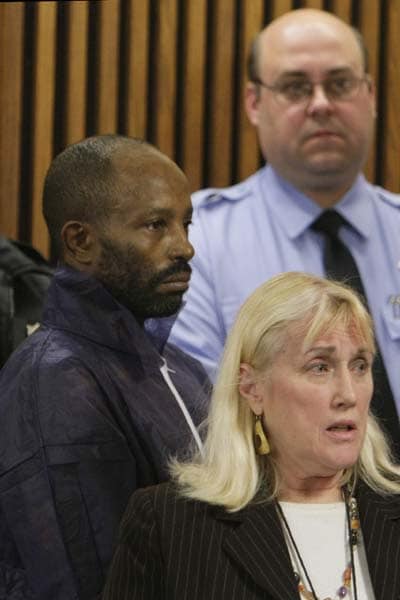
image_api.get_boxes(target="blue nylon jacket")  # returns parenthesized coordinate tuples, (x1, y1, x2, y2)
(0, 267, 210, 600)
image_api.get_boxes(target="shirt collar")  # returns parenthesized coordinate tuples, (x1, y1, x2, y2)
(334, 176, 374, 238)
(263, 167, 373, 240)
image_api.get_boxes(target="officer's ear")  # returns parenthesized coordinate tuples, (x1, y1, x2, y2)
(61, 221, 99, 267)
(244, 81, 262, 127)
(364, 74, 377, 118)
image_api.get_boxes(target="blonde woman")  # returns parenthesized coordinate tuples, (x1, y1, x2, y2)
(104, 273, 400, 600)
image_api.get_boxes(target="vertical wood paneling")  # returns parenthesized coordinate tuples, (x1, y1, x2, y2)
(64, 1, 89, 145)
(96, 0, 120, 133)
(206, 0, 236, 186)
(0, 0, 399, 259)
(0, 2, 24, 240)
(124, 0, 150, 139)
(358, 0, 380, 183)
(331, 1, 352, 22)
(31, 2, 57, 256)
(236, 0, 264, 182)
(302, 0, 324, 9)
(271, 0, 293, 18)
(332, 0, 352, 23)
(381, 0, 400, 190)
(152, 0, 179, 158)
(179, 0, 207, 191)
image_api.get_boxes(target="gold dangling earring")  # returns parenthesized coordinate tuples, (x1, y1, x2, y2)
(254, 414, 270, 455)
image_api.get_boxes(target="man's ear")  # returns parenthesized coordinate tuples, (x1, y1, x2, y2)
(244, 82, 261, 127)
(239, 362, 264, 414)
(365, 74, 377, 118)
(61, 221, 97, 266)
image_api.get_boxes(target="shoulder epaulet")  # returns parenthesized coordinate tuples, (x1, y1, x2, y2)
(375, 187, 400, 209)
(192, 179, 253, 209)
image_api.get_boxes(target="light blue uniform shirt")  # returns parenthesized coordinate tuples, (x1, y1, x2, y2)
(169, 165, 400, 412)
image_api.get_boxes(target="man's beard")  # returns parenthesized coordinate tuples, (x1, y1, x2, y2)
(95, 237, 191, 322)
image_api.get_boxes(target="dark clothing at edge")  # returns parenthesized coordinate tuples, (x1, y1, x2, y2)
(0, 266, 209, 600)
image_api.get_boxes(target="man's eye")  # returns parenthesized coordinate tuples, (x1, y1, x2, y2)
(327, 77, 354, 97)
(146, 220, 166, 231)
(280, 81, 310, 99)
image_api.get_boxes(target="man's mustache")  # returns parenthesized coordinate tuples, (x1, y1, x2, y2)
(151, 261, 192, 286)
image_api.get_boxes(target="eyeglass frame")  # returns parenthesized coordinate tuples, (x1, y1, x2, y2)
(251, 72, 371, 106)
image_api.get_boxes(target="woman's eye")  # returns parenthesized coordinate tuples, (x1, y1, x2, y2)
(353, 358, 370, 373)
(310, 362, 329, 374)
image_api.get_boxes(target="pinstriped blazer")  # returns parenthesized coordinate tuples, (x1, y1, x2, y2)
(102, 481, 400, 600)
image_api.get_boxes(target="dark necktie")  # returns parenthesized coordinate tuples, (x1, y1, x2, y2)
(312, 210, 400, 458)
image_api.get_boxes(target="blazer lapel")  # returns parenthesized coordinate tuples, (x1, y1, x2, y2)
(218, 500, 298, 600)
(357, 483, 400, 599)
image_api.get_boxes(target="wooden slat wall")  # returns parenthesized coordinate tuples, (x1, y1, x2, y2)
(30, 3, 57, 255)
(152, 0, 179, 157)
(96, 0, 120, 133)
(0, 0, 399, 258)
(205, 0, 236, 186)
(0, 2, 24, 241)
(236, 0, 264, 182)
(124, 1, 150, 139)
(382, 0, 400, 191)
(358, 0, 380, 182)
(178, 0, 207, 191)
(63, 2, 90, 146)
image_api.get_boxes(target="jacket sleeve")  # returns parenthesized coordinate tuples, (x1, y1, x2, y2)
(168, 201, 225, 382)
(0, 508, 36, 600)
(0, 466, 81, 600)
(102, 489, 163, 600)
(0, 350, 138, 600)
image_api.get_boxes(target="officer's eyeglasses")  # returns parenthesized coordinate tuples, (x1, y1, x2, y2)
(252, 74, 370, 106)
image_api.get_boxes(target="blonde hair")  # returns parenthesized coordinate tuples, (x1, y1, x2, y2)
(171, 272, 400, 510)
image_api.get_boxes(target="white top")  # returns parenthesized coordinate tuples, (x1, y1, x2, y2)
(279, 501, 376, 600)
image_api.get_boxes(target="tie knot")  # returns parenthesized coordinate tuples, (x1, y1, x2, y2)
(311, 210, 346, 237)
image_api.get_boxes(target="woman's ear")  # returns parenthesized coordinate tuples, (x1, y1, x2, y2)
(61, 221, 97, 266)
(239, 363, 264, 414)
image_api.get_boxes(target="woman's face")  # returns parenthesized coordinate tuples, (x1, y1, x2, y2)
(257, 324, 373, 486)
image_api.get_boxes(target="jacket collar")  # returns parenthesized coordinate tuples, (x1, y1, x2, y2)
(262, 167, 374, 241)
(43, 266, 172, 360)
(356, 481, 400, 599)
(214, 500, 298, 600)
(214, 483, 400, 600)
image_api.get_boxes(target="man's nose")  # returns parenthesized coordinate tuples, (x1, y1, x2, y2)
(170, 226, 194, 261)
(306, 83, 333, 115)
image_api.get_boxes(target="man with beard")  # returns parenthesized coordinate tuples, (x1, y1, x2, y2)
(0, 135, 209, 600)
(169, 9, 400, 453)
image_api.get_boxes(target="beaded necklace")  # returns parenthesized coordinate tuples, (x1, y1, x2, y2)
(276, 488, 360, 600)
